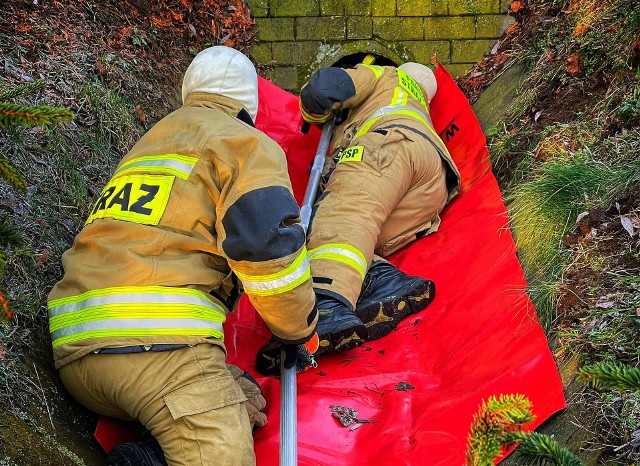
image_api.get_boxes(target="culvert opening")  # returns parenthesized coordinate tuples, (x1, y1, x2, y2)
(331, 52, 398, 68)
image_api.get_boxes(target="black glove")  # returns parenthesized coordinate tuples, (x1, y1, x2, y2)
(255, 337, 319, 377)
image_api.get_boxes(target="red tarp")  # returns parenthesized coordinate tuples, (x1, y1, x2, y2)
(95, 67, 566, 465)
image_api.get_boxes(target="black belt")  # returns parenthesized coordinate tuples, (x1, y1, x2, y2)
(378, 123, 433, 143)
(93, 344, 191, 354)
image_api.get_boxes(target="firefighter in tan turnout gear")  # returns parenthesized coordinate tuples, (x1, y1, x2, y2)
(47, 46, 318, 466)
(256, 61, 461, 375)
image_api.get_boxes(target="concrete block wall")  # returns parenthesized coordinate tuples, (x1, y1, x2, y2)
(246, 0, 514, 91)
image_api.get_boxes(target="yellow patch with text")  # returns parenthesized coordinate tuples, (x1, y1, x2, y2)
(397, 69, 427, 107)
(86, 174, 174, 225)
(338, 145, 365, 163)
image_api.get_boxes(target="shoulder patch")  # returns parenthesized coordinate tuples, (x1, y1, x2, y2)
(222, 186, 305, 262)
(301, 68, 356, 115)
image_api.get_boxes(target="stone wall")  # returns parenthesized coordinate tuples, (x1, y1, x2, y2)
(246, 0, 514, 91)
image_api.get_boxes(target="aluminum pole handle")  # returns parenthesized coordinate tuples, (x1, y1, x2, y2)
(280, 119, 335, 466)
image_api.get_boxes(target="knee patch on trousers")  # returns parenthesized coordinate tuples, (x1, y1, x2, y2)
(163, 377, 247, 420)
(160, 376, 255, 465)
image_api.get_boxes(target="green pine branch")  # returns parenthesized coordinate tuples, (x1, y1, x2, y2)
(0, 215, 21, 246)
(0, 101, 73, 127)
(466, 394, 536, 466)
(0, 80, 46, 101)
(578, 362, 640, 392)
(0, 156, 27, 192)
(511, 432, 585, 466)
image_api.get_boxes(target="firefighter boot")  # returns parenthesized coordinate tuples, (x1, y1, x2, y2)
(355, 260, 435, 341)
(315, 294, 366, 356)
(105, 435, 167, 466)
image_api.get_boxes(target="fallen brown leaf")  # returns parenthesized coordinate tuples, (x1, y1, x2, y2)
(96, 57, 105, 76)
(135, 104, 146, 127)
(566, 54, 582, 76)
(506, 22, 520, 36)
(510, 1, 523, 12)
(574, 23, 589, 36)
(495, 53, 509, 67)
(0, 292, 12, 321)
(36, 248, 52, 267)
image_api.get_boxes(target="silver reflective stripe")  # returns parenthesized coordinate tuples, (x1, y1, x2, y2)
(367, 105, 428, 122)
(114, 156, 197, 180)
(392, 87, 407, 106)
(51, 318, 224, 342)
(49, 293, 218, 317)
(241, 256, 310, 294)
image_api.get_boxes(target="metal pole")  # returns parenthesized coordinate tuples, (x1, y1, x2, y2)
(280, 119, 335, 466)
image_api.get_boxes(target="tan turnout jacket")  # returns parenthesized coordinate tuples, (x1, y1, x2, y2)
(48, 93, 317, 369)
(303, 64, 460, 202)
(300, 64, 461, 306)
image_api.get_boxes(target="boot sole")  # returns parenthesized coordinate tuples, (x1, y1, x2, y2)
(316, 323, 366, 357)
(356, 280, 435, 341)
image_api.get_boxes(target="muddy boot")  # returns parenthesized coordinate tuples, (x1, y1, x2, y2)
(105, 434, 167, 466)
(356, 260, 435, 341)
(315, 294, 366, 356)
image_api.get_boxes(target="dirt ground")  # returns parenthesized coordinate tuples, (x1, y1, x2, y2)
(1, 0, 257, 124)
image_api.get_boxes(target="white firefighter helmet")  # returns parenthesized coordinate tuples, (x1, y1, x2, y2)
(397, 62, 437, 103)
(182, 46, 258, 120)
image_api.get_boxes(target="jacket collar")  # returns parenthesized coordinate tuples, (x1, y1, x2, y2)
(183, 92, 254, 126)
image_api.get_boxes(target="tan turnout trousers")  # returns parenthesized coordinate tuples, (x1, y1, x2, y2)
(59, 344, 254, 466)
(302, 64, 460, 309)
(307, 126, 449, 307)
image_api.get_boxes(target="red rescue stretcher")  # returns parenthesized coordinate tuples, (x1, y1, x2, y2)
(96, 66, 566, 466)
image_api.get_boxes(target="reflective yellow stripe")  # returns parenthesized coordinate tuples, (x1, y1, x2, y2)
(362, 54, 376, 65)
(308, 244, 367, 279)
(361, 64, 385, 78)
(354, 106, 441, 142)
(235, 248, 311, 297)
(49, 286, 220, 310)
(114, 154, 198, 180)
(391, 87, 409, 106)
(52, 328, 223, 349)
(48, 286, 226, 348)
(49, 305, 224, 332)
